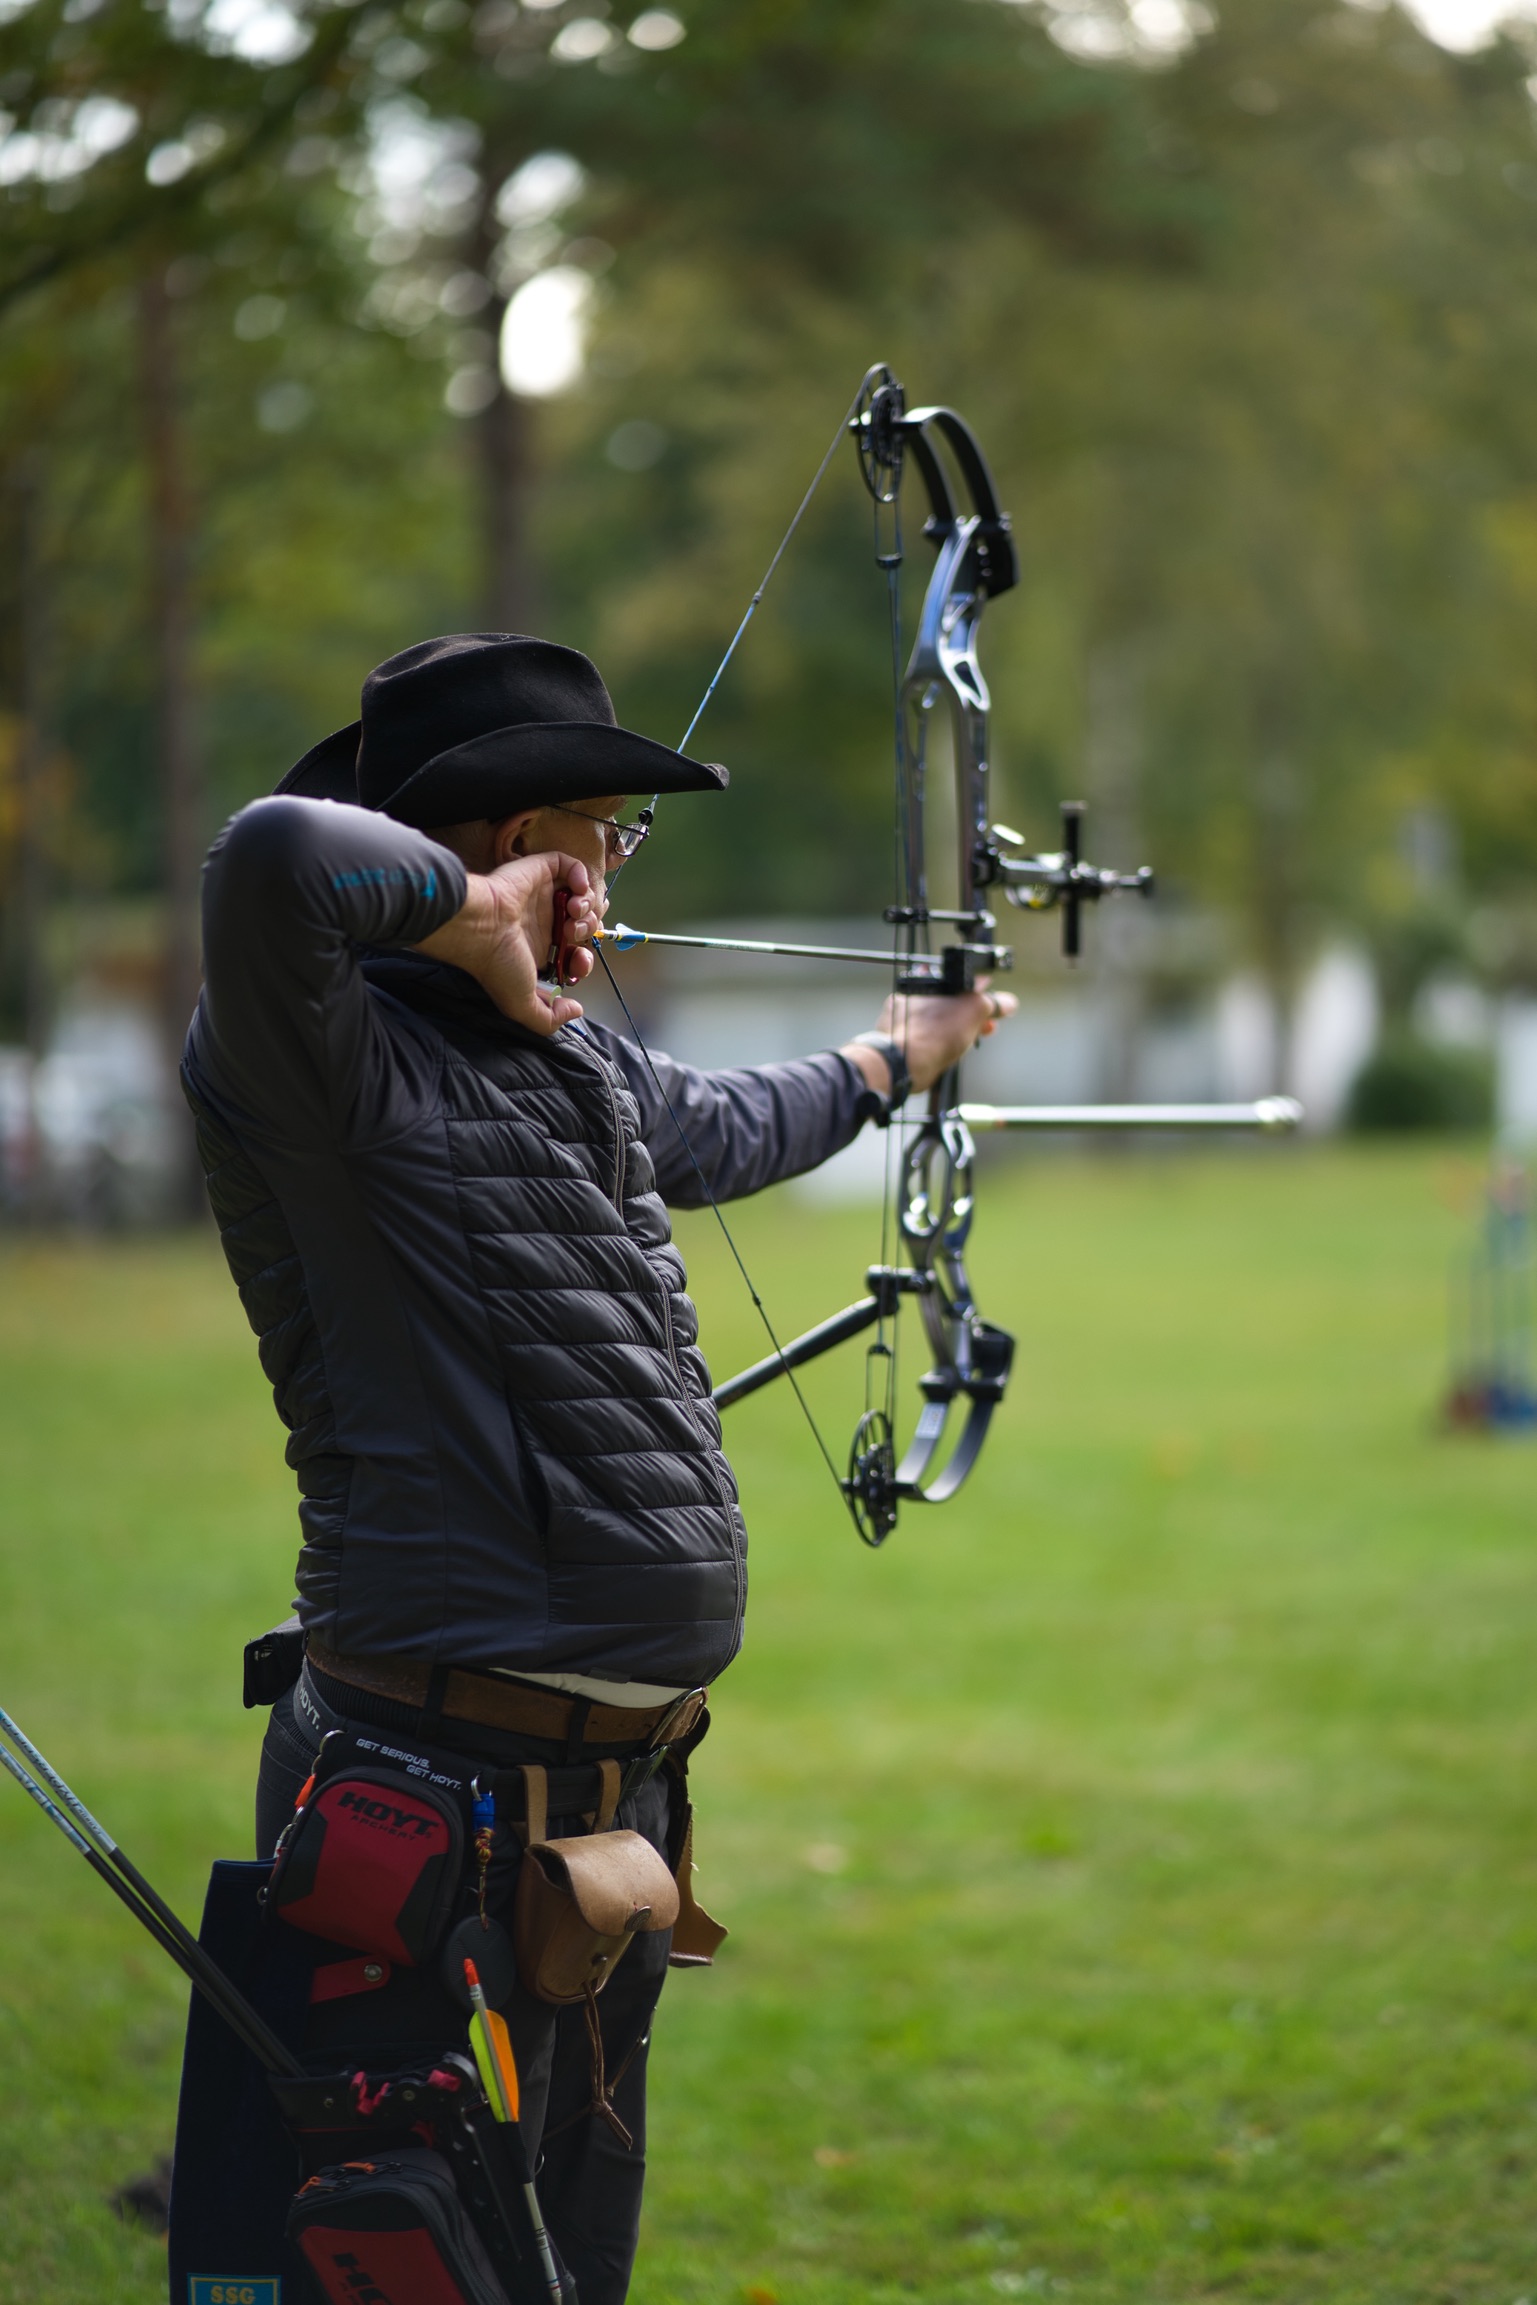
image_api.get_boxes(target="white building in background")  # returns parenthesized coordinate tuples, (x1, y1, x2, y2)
(1496, 1002, 1537, 1149)
(1290, 950, 1380, 1131)
(0, 1001, 177, 1224)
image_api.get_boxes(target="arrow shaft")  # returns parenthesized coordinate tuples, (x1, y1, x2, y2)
(597, 925, 936, 970)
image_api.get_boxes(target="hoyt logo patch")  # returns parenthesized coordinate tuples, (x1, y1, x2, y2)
(334, 1787, 441, 1838)
(188, 2280, 281, 2305)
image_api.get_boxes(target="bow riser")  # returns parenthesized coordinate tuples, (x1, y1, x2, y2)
(901, 515, 995, 948)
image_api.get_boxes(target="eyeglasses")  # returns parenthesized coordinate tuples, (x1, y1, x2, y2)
(547, 804, 652, 866)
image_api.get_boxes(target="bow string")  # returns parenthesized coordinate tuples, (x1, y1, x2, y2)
(593, 364, 1189, 1543)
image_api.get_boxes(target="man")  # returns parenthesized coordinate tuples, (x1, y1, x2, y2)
(183, 632, 1012, 2302)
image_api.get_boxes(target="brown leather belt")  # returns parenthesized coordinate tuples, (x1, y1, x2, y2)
(306, 1636, 707, 1751)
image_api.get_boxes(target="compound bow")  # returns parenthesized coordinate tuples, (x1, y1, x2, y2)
(596, 364, 1299, 1545)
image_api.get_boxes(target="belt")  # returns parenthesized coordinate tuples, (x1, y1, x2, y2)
(296, 1668, 670, 1820)
(305, 1636, 707, 1752)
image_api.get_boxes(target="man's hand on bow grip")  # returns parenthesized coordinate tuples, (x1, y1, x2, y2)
(843, 983, 1019, 1103)
(415, 852, 602, 1036)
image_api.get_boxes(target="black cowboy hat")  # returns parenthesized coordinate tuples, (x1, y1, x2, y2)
(274, 633, 727, 822)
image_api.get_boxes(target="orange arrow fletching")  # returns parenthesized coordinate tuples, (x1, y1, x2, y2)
(486, 2006, 520, 2121)
(463, 1956, 521, 2123)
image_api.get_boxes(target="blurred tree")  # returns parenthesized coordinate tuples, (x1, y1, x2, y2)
(0, 0, 1208, 904)
(0, 0, 367, 1135)
(362, 0, 1208, 671)
(0, 0, 1533, 1093)
(0, 455, 52, 1053)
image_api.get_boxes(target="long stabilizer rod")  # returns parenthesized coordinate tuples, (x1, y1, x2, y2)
(957, 1098, 1303, 1132)
(0, 1706, 304, 2077)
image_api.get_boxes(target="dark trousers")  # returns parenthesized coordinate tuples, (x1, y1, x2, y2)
(257, 1670, 676, 2305)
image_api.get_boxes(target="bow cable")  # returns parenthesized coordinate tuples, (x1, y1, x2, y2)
(674, 382, 871, 759)
(592, 944, 853, 1516)
(609, 374, 879, 891)
(593, 370, 900, 1534)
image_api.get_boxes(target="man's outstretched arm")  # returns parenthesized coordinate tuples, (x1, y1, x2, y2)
(593, 986, 1016, 1207)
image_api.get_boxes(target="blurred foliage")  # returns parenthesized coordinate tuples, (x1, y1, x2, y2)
(1366, 898, 1469, 1020)
(1345, 1025, 1495, 1127)
(0, 0, 1535, 987)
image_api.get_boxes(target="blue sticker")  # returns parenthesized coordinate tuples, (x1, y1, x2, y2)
(189, 2281, 281, 2305)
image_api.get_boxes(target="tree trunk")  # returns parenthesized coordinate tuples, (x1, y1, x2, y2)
(13, 453, 50, 1062)
(1250, 740, 1300, 1095)
(472, 171, 536, 631)
(138, 268, 205, 1216)
(476, 373, 536, 631)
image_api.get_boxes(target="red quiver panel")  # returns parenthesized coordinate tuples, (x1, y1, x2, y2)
(288, 2147, 510, 2305)
(267, 1767, 464, 1966)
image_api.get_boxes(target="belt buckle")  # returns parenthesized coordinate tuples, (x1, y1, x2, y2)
(612, 1689, 706, 1807)
(651, 1686, 706, 1752)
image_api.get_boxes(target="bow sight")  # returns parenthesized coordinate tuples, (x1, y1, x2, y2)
(600, 363, 1300, 1549)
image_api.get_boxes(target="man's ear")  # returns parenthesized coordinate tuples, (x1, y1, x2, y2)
(422, 818, 495, 870)
(491, 809, 542, 866)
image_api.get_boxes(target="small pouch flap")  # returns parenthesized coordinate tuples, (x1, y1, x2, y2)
(532, 1831, 680, 1938)
(513, 1829, 679, 2006)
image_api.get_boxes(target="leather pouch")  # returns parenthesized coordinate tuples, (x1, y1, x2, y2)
(512, 1763, 679, 2006)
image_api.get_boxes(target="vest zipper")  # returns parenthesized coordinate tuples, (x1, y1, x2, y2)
(597, 1052, 626, 1211)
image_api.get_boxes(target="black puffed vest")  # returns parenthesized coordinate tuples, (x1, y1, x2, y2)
(185, 953, 747, 1685)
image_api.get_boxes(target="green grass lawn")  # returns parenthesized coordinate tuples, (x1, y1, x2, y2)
(1, 1144, 1533, 2304)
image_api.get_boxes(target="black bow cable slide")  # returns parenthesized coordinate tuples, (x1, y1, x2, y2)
(0, 1702, 304, 2078)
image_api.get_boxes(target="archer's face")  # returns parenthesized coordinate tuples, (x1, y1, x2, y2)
(535, 795, 627, 903)
(493, 794, 629, 908)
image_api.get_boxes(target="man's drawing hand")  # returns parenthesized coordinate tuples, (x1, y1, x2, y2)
(417, 854, 602, 1035)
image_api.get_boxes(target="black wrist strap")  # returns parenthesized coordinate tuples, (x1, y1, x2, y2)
(853, 1032, 912, 1128)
